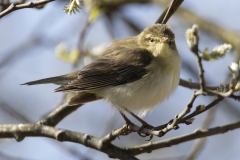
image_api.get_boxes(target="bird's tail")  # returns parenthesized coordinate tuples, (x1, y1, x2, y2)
(22, 71, 80, 86)
(22, 75, 69, 85)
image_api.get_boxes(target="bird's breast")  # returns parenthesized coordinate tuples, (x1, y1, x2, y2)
(99, 54, 181, 117)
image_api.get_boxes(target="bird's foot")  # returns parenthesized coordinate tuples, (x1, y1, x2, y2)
(118, 112, 134, 136)
(137, 121, 154, 140)
(122, 108, 154, 140)
(118, 110, 154, 140)
(118, 123, 133, 136)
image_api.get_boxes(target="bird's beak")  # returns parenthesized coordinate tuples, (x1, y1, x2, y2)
(161, 37, 169, 43)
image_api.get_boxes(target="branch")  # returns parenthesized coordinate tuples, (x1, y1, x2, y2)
(6, 112, 237, 159)
(99, 127, 126, 147)
(195, 51, 206, 91)
(180, 96, 224, 123)
(155, 0, 184, 24)
(179, 78, 218, 90)
(186, 25, 206, 91)
(127, 120, 240, 156)
(0, 101, 92, 160)
(101, 96, 224, 139)
(0, 123, 138, 160)
(0, 0, 55, 19)
(37, 103, 83, 126)
(156, 92, 198, 137)
(154, 96, 224, 131)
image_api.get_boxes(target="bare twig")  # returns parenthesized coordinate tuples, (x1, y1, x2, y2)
(155, 0, 184, 24)
(154, 96, 224, 131)
(127, 120, 240, 156)
(0, 100, 90, 160)
(37, 103, 83, 126)
(2, 119, 240, 158)
(195, 53, 206, 91)
(187, 25, 206, 91)
(103, 95, 224, 138)
(198, 89, 235, 98)
(179, 78, 218, 90)
(161, 0, 175, 24)
(0, 0, 55, 18)
(180, 96, 224, 123)
(99, 127, 126, 148)
(156, 93, 198, 137)
(0, 123, 138, 160)
(0, 0, 26, 11)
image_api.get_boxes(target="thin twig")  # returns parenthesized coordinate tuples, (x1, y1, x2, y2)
(195, 53, 206, 91)
(188, 25, 206, 91)
(0, 0, 54, 18)
(156, 92, 198, 137)
(154, 96, 224, 131)
(106, 96, 224, 138)
(161, 0, 174, 24)
(127, 120, 240, 156)
(155, 0, 184, 24)
(179, 78, 218, 90)
(180, 96, 224, 123)
(204, 89, 235, 97)
(99, 127, 126, 148)
(37, 103, 83, 126)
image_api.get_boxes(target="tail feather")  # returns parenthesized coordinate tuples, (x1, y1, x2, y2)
(22, 76, 70, 85)
(22, 70, 80, 86)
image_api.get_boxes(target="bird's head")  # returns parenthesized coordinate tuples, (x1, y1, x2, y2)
(138, 24, 178, 57)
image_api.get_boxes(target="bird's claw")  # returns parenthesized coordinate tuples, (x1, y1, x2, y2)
(137, 122, 154, 140)
(118, 124, 132, 136)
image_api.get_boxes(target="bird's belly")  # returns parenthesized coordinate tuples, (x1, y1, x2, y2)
(100, 68, 180, 117)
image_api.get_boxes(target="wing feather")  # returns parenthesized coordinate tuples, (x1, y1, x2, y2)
(56, 47, 152, 92)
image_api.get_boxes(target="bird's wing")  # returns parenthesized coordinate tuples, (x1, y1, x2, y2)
(55, 47, 153, 92)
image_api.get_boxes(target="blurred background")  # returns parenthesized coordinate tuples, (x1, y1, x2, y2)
(0, 0, 240, 159)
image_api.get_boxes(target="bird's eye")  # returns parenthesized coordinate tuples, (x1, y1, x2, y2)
(149, 38, 155, 43)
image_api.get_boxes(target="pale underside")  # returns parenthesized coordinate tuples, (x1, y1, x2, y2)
(95, 43, 181, 117)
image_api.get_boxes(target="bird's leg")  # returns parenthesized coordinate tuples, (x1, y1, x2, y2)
(118, 111, 133, 136)
(122, 107, 154, 138)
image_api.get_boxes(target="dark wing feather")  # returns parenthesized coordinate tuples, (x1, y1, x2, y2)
(56, 47, 153, 92)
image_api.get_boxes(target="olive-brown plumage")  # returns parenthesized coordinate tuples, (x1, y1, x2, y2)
(23, 24, 181, 116)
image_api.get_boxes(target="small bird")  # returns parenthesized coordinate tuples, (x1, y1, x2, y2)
(23, 24, 181, 132)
